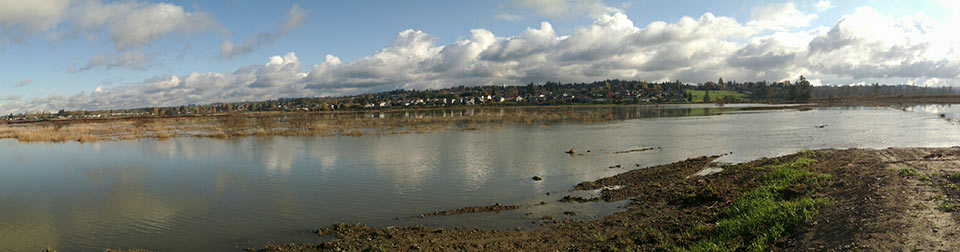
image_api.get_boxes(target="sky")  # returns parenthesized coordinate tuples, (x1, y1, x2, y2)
(1, 0, 959, 114)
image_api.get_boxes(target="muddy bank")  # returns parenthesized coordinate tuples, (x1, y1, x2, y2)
(250, 147, 960, 251)
(411, 203, 521, 218)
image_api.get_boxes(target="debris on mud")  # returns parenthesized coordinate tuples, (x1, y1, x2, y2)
(612, 147, 659, 154)
(410, 203, 521, 218)
(559, 195, 600, 203)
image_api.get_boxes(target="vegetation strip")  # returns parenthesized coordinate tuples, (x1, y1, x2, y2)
(684, 157, 833, 251)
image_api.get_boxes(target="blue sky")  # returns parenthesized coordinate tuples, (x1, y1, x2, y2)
(1, 0, 959, 113)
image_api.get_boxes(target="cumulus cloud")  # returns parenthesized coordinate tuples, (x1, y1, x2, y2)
(815, 0, 835, 12)
(806, 7, 960, 79)
(1, 0, 223, 72)
(14, 79, 32, 87)
(747, 2, 818, 31)
(219, 4, 310, 59)
(106, 3, 221, 50)
(3, 4, 960, 114)
(2, 0, 222, 49)
(0, 0, 69, 42)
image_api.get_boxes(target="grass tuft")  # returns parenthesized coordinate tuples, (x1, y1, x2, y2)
(948, 173, 960, 182)
(898, 168, 918, 177)
(937, 203, 960, 212)
(684, 158, 832, 252)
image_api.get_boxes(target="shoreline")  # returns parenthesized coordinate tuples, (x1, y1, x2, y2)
(243, 147, 960, 251)
(30, 147, 960, 251)
(0, 103, 808, 144)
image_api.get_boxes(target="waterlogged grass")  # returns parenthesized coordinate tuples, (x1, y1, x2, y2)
(685, 158, 833, 252)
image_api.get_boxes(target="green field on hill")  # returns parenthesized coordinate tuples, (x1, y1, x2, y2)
(686, 90, 749, 103)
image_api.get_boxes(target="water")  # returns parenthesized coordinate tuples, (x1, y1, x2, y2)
(1, 105, 958, 251)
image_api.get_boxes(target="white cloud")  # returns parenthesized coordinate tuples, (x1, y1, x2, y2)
(71, 51, 159, 72)
(2, 0, 223, 49)
(220, 4, 310, 59)
(1, 0, 223, 71)
(747, 2, 818, 31)
(107, 3, 221, 50)
(4, 6, 960, 114)
(0, 0, 69, 42)
(807, 6, 960, 79)
(14, 79, 32, 87)
(815, 0, 835, 12)
(495, 13, 525, 22)
(503, 0, 621, 19)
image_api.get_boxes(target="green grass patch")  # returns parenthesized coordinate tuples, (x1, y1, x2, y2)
(684, 157, 832, 252)
(937, 203, 960, 212)
(898, 168, 918, 177)
(948, 173, 960, 182)
(685, 90, 749, 103)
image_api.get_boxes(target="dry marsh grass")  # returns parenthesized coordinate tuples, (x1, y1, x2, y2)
(0, 107, 616, 143)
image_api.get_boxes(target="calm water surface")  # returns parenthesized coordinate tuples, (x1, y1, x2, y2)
(1, 105, 958, 251)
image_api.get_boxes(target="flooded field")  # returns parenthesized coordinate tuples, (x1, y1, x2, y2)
(2, 104, 959, 251)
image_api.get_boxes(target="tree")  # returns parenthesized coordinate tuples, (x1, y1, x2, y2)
(795, 75, 812, 102)
(703, 90, 711, 103)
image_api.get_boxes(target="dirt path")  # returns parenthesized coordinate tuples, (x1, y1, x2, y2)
(242, 148, 960, 251)
(779, 148, 960, 251)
